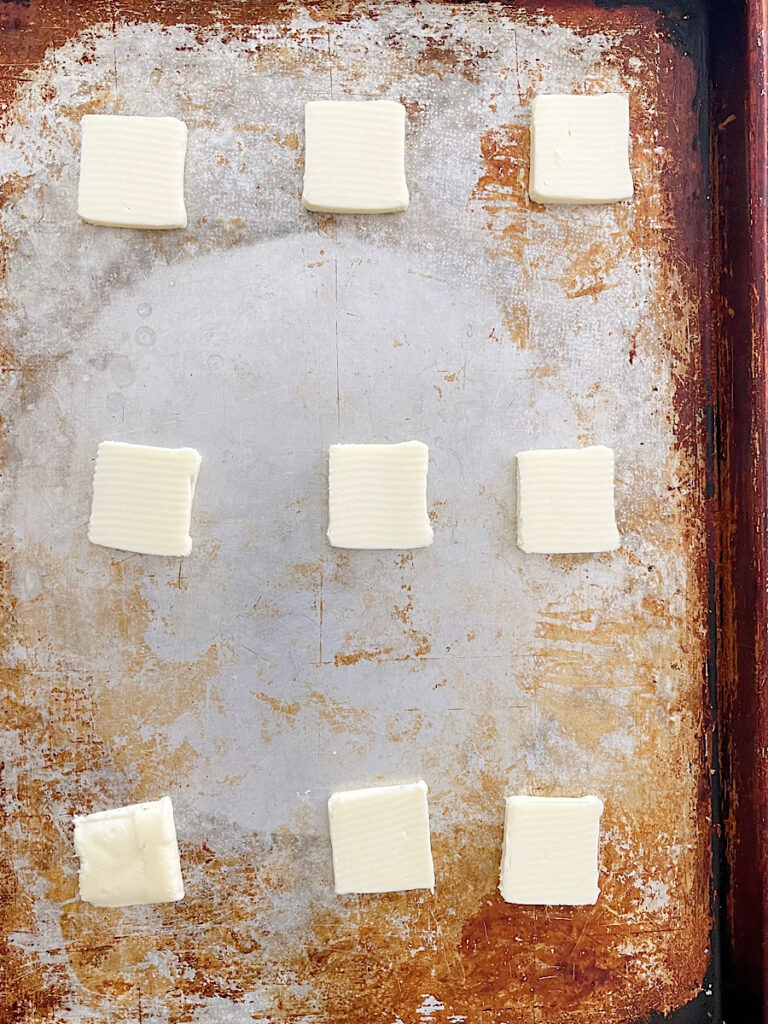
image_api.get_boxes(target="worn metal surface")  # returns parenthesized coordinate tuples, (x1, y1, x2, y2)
(0, 2, 714, 1022)
(712, 0, 768, 1018)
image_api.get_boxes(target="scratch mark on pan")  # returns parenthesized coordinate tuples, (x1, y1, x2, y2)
(111, 8, 119, 108)
(513, 27, 523, 105)
(318, 561, 325, 668)
(334, 252, 341, 430)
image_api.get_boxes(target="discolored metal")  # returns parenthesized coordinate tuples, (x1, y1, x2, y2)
(0, 2, 714, 1022)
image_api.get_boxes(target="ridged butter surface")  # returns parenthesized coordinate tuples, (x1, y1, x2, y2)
(499, 795, 603, 905)
(74, 796, 184, 907)
(328, 440, 433, 549)
(516, 445, 619, 554)
(328, 781, 435, 894)
(89, 441, 201, 556)
(302, 100, 409, 214)
(529, 94, 633, 204)
(78, 114, 187, 228)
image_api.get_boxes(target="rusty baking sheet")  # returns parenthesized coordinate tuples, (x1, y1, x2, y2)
(0, 2, 717, 1022)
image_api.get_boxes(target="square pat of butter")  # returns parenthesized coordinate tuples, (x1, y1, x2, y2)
(302, 100, 409, 214)
(499, 795, 603, 905)
(328, 440, 433, 549)
(88, 441, 202, 557)
(328, 781, 435, 894)
(78, 114, 188, 228)
(529, 94, 633, 204)
(74, 796, 184, 907)
(516, 445, 619, 554)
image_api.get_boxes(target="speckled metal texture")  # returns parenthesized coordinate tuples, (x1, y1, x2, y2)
(0, 2, 714, 1022)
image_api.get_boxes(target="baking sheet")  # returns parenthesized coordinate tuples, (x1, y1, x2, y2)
(0, 2, 714, 1022)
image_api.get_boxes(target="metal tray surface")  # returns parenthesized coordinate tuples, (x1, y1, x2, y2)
(0, 2, 714, 1022)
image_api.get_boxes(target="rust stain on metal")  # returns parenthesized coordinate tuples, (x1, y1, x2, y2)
(294, 816, 707, 1024)
(472, 123, 532, 211)
(502, 303, 530, 347)
(333, 644, 394, 666)
(334, 626, 432, 666)
(304, 737, 708, 1019)
(305, 689, 374, 732)
(254, 692, 302, 717)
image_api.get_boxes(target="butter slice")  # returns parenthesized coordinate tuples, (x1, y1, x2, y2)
(302, 100, 409, 214)
(74, 796, 184, 907)
(328, 441, 433, 549)
(529, 94, 633, 204)
(78, 115, 187, 228)
(328, 781, 435, 894)
(516, 445, 619, 554)
(500, 795, 603, 905)
(89, 441, 201, 557)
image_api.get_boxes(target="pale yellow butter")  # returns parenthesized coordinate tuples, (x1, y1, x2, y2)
(302, 101, 409, 214)
(328, 781, 435, 894)
(529, 94, 633, 205)
(78, 115, 187, 229)
(516, 445, 619, 554)
(328, 441, 433, 549)
(89, 441, 201, 557)
(74, 796, 184, 907)
(500, 795, 603, 905)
